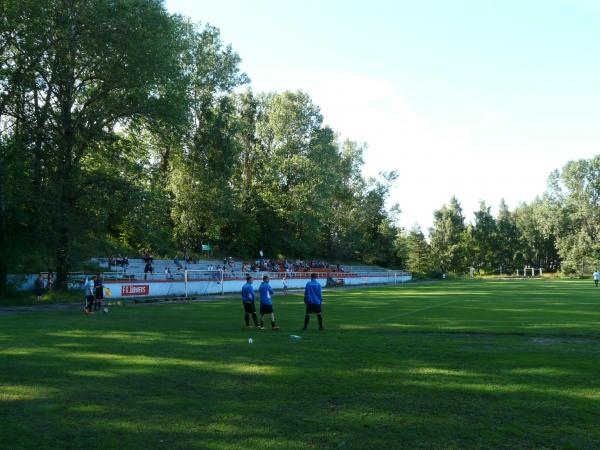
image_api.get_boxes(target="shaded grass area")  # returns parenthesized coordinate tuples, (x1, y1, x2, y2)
(2, 280, 600, 449)
(0, 289, 85, 307)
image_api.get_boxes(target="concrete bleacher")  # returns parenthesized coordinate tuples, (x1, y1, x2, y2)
(95, 257, 393, 277)
(98, 258, 244, 274)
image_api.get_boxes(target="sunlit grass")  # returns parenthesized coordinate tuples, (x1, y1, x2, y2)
(2, 279, 600, 448)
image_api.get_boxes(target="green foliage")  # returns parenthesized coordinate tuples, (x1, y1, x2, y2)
(429, 196, 467, 273)
(403, 225, 431, 274)
(0, 6, 403, 296)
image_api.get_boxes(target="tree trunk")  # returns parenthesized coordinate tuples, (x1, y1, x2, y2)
(0, 168, 7, 296)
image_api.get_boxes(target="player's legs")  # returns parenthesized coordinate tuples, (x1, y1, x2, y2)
(303, 304, 313, 330)
(270, 312, 279, 330)
(317, 313, 324, 330)
(244, 303, 259, 327)
(85, 295, 94, 315)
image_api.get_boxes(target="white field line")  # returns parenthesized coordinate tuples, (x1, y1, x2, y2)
(377, 299, 461, 322)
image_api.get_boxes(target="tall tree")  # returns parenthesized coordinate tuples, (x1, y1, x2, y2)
(429, 196, 467, 273)
(404, 225, 431, 273)
(495, 199, 519, 273)
(169, 22, 248, 254)
(545, 157, 600, 273)
(471, 201, 497, 272)
(1, 0, 187, 289)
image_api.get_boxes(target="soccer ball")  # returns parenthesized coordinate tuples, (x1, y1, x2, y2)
(102, 307, 109, 314)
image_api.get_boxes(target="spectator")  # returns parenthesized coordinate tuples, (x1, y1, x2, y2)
(84, 276, 96, 315)
(144, 261, 153, 280)
(46, 270, 54, 291)
(94, 273, 103, 312)
(34, 274, 45, 301)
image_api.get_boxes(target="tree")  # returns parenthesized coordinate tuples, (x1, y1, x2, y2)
(1, 0, 187, 289)
(429, 197, 467, 273)
(545, 157, 600, 273)
(471, 201, 497, 273)
(495, 199, 519, 273)
(404, 225, 431, 273)
(168, 22, 249, 255)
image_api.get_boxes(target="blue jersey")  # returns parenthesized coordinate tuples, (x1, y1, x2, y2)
(259, 282, 274, 305)
(304, 280, 322, 305)
(241, 283, 255, 303)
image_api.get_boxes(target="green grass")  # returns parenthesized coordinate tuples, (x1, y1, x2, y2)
(2, 280, 600, 449)
(0, 289, 84, 306)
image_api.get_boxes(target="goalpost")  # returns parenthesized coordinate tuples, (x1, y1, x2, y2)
(184, 269, 224, 298)
(516, 266, 543, 277)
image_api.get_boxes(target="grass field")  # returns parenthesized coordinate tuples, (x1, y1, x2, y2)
(2, 280, 600, 449)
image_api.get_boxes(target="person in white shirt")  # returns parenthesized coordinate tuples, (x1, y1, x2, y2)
(593, 270, 599, 287)
(84, 276, 96, 315)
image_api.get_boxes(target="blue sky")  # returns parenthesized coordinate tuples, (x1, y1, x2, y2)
(166, 0, 600, 231)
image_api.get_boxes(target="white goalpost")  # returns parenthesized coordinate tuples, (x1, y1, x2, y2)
(184, 269, 224, 298)
(516, 266, 543, 277)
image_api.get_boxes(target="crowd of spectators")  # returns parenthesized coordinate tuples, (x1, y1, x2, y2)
(105, 252, 344, 281)
(240, 259, 343, 274)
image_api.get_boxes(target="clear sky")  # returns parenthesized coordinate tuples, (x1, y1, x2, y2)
(166, 0, 600, 231)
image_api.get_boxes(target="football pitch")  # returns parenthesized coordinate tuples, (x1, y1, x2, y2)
(2, 280, 600, 449)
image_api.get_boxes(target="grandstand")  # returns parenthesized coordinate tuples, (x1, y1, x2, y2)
(10, 257, 411, 297)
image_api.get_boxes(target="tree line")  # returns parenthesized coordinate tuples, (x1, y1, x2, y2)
(1, 1, 597, 296)
(399, 156, 600, 277)
(0, 0, 399, 294)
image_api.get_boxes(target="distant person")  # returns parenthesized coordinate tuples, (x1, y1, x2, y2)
(34, 274, 45, 301)
(594, 270, 599, 287)
(94, 273, 103, 311)
(283, 276, 288, 295)
(84, 275, 96, 315)
(144, 261, 153, 280)
(259, 275, 279, 330)
(303, 273, 324, 331)
(46, 270, 54, 291)
(241, 275, 259, 328)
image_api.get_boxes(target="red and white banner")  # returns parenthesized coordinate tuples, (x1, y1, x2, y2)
(121, 285, 150, 296)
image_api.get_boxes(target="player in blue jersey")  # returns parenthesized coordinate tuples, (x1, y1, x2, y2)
(303, 273, 324, 330)
(241, 275, 259, 328)
(259, 275, 280, 330)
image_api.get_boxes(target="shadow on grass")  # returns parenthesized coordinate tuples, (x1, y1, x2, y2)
(2, 280, 600, 449)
